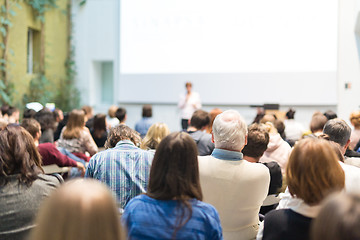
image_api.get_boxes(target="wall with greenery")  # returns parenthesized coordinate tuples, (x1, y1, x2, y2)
(0, 0, 79, 111)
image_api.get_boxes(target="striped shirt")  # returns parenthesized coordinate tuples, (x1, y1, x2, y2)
(85, 140, 154, 209)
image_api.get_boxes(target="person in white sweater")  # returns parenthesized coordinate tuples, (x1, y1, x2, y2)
(198, 110, 270, 240)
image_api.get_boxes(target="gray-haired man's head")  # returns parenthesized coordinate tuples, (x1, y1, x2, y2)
(323, 119, 351, 147)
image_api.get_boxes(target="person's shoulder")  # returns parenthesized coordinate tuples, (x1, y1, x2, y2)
(35, 174, 62, 188)
(38, 142, 56, 149)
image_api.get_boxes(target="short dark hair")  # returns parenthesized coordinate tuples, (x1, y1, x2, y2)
(34, 108, 55, 131)
(324, 110, 337, 120)
(147, 132, 202, 237)
(142, 105, 152, 118)
(21, 118, 41, 139)
(115, 107, 127, 122)
(0, 125, 43, 186)
(7, 106, 19, 117)
(242, 124, 269, 159)
(323, 119, 351, 147)
(190, 110, 210, 130)
(23, 108, 36, 119)
(105, 124, 140, 149)
(1, 104, 9, 115)
(286, 109, 296, 119)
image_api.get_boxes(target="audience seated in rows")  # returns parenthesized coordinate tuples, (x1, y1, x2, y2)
(0, 125, 61, 240)
(140, 122, 170, 151)
(242, 123, 282, 215)
(30, 179, 124, 240)
(57, 109, 98, 162)
(278, 119, 360, 212)
(257, 138, 345, 240)
(21, 118, 85, 176)
(259, 115, 291, 174)
(122, 132, 223, 239)
(135, 104, 154, 138)
(187, 109, 215, 156)
(85, 124, 153, 209)
(198, 110, 270, 240)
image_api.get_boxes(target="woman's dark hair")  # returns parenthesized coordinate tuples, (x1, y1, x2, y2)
(92, 114, 107, 138)
(0, 125, 43, 186)
(147, 132, 202, 237)
(34, 108, 55, 131)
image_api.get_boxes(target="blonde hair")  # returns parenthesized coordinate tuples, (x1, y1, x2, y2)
(63, 109, 85, 139)
(140, 123, 170, 150)
(30, 179, 124, 240)
(350, 110, 360, 128)
(108, 105, 118, 118)
(287, 138, 345, 205)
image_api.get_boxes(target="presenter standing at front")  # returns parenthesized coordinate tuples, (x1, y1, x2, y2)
(178, 82, 202, 131)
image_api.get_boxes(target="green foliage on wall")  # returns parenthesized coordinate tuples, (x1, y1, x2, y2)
(0, 0, 20, 105)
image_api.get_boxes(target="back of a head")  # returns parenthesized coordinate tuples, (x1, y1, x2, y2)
(142, 105, 152, 118)
(23, 108, 36, 119)
(148, 132, 202, 201)
(350, 110, 360, 128)
(324, 110, 337, 120)
(81, 105, 93, 118)
(260, 114, 276, 124)
(34, 108, 55, 131)
(93, 114, 107, 131)
(7, 106, 19, 117)
(105, 124, 140, 149)
(310, 112, 328, 133)
(242, 123, 269, 159)
(311, 192, 360, 240)
(212, 110, 248, 151)
(21, 118, 41, 139)
(323, 118, 351, 147)
(115, 107, 127, 122)
(140, 123, 170, 150)
(207, 108, 223, 133)
(63, 109, 85, 139)
(190, 110, 210, 130)
(286, 109, 296, 119)
(0, 125, 42, 186)
(287, 138, 345, 205)
(108, 105, 118, 118)
(29, 179, 123, 240)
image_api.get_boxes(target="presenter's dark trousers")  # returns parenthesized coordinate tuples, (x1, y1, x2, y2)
(181, 119, 189, 131)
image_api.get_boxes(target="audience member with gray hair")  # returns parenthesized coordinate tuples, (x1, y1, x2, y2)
(198, 110, 270, 240)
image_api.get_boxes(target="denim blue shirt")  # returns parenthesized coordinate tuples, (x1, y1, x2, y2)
(211, 148, 243, 161)
(123, 194, 223, 240)
(135, 117, 153, 138)
(85, 140, 154, 209)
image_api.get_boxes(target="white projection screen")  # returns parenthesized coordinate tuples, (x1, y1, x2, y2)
(118, 0, 338, 105)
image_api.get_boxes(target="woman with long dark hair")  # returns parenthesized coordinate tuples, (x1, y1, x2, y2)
(122, 132, 223, 239)
(90, 113, 108, 148)
(0, 125, 61, 240)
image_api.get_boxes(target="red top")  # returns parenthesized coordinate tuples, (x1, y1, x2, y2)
(38, 143, 78, 167)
